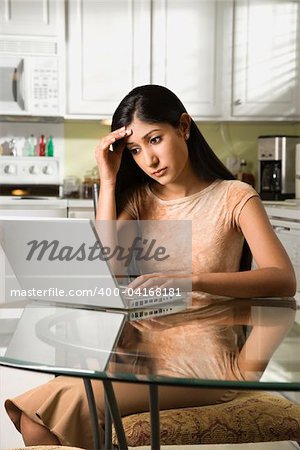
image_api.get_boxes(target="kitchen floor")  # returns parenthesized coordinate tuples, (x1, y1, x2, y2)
(130, 444, 299, 449)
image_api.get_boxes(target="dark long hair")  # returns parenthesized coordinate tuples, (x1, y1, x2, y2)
(112, 85, 234, 196)
(111, 84, 251, 270)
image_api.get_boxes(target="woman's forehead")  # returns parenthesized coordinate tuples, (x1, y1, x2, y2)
(127, 116, 171, 133)
(126, 119, 169, 144)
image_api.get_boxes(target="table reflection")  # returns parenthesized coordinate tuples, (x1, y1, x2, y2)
(0, 296, 297, 387)
(112, 296, 297, 383)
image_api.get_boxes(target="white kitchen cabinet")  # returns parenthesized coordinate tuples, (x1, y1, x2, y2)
(264, 202, 300, 306)
(0, 0, 65, 38)
(66, 0, 233, 119)
(151, 0, 232, 118)
(232, 0, 300, 119)
(0, 200, 68, 218)
(67, 207, 94, 219)
(270, 217, 300, 289)
(66, 0, 151, 116)
(67, 199, 94, 218)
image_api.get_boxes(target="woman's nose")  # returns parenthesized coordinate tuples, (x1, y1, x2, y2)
(143, 148, 159, 167)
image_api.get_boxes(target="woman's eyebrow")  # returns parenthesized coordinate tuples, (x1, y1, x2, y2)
(126, 129, 161, 145)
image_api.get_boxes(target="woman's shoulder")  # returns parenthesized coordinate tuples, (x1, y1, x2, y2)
(216, 179, 259, 198)
(216, 179, 260, 221)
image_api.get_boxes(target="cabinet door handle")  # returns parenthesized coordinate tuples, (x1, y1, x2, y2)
(234, 99, 242, 106)
(272, 225, 290, 232)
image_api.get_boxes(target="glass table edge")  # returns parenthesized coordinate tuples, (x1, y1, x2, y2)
(1, 357, 300, 392)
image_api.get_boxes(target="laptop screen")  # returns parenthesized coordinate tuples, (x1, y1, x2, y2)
(0, 218, 125, 308)
(0, 218, 192, 309)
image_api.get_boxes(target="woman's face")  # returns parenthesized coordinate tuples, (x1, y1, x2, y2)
(125, 114, 191, 186)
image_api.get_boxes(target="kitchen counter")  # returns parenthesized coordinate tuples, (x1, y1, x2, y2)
(0, 197, 67, 207)
(1, 196, 300, 217)
(66, 198, 93, 208)
(0, 196, 94, 218)
(263, 200, 300, 221)
(0, 197, 93, 208)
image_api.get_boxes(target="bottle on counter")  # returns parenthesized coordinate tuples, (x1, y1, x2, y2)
(8, 138, 17, 156)
(38, 134, 46, 156)
(46, 135, 54, 157)
(82, 166, 100, 199)
(237, 159, 255, 188)
(23, 134, 36, 156)
(82, 170, 94, 199)
(63, 176, 81, 198)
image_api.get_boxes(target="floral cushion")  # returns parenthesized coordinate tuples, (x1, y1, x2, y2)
(112, 391, 300, 446)
(6, 447, 85, 450)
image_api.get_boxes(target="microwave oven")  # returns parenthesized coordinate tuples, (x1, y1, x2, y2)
(0, 46, 62, 117)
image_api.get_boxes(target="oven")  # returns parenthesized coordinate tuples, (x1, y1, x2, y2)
(0, 153, 66, 217)
(0, 155, 61, 195)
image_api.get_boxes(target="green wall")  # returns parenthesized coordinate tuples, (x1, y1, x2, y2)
(64, 120, 300, 186)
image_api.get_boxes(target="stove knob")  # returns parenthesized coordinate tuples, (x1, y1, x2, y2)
(42, 165, 54, 175)
(4, 164, 17, 175)
(29, 165, 40, 175)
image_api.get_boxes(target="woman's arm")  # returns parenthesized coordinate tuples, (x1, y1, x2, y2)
(95, 127, 132, 221)
(94, 127, 136, 277)
(236, 302, 295, 380)
(192, 197, 296, 298)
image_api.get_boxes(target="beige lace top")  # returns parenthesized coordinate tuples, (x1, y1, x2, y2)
(122, 179, 259, 275)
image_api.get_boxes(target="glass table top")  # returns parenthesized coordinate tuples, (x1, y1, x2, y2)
(0, 296, 299, 391)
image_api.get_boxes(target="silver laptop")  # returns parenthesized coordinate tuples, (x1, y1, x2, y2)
(0, 217, 190, 311)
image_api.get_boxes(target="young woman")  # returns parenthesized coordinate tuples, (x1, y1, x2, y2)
(5, 85, 296, 448)
(96, 84, 295, 298)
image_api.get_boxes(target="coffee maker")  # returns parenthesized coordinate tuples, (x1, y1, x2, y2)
(258, 135, 300, 200)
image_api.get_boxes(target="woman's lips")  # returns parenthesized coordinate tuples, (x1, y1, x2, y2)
(152, 167, 167, 177)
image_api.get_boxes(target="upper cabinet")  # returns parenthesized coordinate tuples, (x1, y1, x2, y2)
(151, 0, 232, 119)
(232, 0, 300, 119)
(66, 0, 231, 119)
(66, 0, 151, 116)
(0, 0, 65, 118)
(1, 0, 299, 120)
(0, 0, 64, 37)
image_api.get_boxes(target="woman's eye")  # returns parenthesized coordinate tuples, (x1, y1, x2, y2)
(150, 136, 161, 145)
(128, 147, 140, 156)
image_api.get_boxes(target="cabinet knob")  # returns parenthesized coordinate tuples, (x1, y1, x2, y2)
(234, 99, 242, 106)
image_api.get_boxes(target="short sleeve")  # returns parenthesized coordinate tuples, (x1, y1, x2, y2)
(227, 181, 260, 230)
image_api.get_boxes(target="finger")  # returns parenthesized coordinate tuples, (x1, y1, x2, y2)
(112, 126, 132, 136)
(127, 274, 154, 290)
(95, 137, 116, 158)
(128, 272, 166, 289)
(110, 127, 132, 144)
(96, 128, 131, 154)
(126, 275, 145, 289)
(110, 128, 133, 153)
(135, 280, 165, 293)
